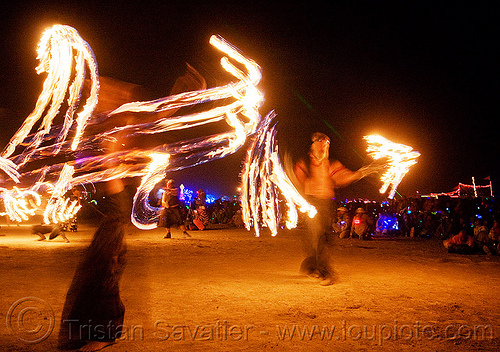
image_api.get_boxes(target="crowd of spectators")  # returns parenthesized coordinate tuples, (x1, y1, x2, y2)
(334, 196, 500, 255)
(179, 190, 500, 255)
(185, 196, 244, 229)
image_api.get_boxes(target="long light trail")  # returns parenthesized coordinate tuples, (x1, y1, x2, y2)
(364, 134, 420, 199)
(2, 25, 99, 162)
(241, 113, 317, 237)
(0, 25, 421, 233)
(0, 25, 263, 227)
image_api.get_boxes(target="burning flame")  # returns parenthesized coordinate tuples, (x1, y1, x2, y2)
(0, 187, 41, 222)
(241, 113, 316, 237)
(0, 25, 264, 227)
(2, 25, 99, 162)
(364, 134, 420, 199)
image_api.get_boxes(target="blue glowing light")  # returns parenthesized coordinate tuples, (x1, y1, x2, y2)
(377, 214, 399, 231)
(151, 184, 226, 208)
(206, 195, 216, 204)
(181, 188, 194, 203)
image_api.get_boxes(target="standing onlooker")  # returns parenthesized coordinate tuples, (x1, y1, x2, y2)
(159, 179, 190, 238)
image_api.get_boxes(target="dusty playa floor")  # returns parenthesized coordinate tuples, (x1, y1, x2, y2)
(0, 223, 499, 351)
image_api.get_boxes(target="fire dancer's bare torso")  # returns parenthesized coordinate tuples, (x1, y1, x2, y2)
(295, 158, 348, 199)
(294, 133, 362, 200)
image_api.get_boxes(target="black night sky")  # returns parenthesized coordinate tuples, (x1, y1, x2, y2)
(0, 1, 497, 199)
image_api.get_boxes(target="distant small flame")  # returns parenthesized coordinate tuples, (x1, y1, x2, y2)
(364, 134, 420, 199)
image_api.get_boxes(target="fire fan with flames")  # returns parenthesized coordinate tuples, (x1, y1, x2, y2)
(364, 135, 420, 199)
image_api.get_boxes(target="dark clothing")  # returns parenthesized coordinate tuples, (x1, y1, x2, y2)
(162, 187, 180, 208)
(32, 224, 62, 239)
(447, 244, 475, 255)
(97, 189, 130, 222)
(300, 197, 335, 279)
(58, 190, 128, 350)
(158, 186, 184, 228)
(158, 207, 183, 228)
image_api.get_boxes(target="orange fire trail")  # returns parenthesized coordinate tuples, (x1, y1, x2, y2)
(241, 114, 316, 237)
(0, 25, 264, 228)
(364, 134, 420, 199)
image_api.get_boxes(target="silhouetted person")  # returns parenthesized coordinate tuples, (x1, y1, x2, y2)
(58, 177, 128, 351)
(334, 207, 351, 239)
(32, 223, 70, 243)
(191, 189, 209, 230)
(350, 207, 373, 240)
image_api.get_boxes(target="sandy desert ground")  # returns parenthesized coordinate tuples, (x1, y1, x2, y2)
(0, 222, 499, 351)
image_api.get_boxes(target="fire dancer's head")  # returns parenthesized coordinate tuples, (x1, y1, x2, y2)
(337, 207, 348, 214)
(310, 132, 330, 161)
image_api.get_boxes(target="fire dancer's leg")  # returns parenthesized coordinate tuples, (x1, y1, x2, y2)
(310, 198, 336, 284)
(300, 211, 321, 277)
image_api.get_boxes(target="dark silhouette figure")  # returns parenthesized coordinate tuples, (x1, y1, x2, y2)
(58, 182, 128, 351)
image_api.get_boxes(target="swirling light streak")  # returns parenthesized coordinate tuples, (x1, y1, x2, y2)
(0, 187, 41, 222)
(364, 134, 420, 199)
(0, 26, 264, 226)
(0, 157, 20, 183)
(2, 25, 99, 162)
(241, 113, 317, 237)
(43, 164, 81, 224)
(131, 152, 170, 230)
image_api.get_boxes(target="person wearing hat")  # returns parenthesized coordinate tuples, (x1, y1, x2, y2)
(294, 132, 382, 285)
(334, 206, 352, 239)
(350, 207, 373, 240)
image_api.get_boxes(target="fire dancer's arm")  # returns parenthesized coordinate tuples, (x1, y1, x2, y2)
(332, 159, 387, 188)
(330, 161, 363, 188)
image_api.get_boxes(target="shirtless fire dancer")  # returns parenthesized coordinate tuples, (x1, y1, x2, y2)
(294, 132, 383, 285)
